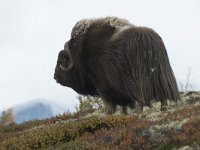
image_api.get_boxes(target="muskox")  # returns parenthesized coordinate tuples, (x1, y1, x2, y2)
(54, 17, 180, 114)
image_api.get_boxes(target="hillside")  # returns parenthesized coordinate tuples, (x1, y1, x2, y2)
(0, 92, 200, 150)
(13, 101, 54, 124)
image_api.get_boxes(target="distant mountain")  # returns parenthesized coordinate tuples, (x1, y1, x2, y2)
(13, 100, 54, 124)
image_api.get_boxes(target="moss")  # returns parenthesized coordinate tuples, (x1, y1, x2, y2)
(0, 92, 200, 149)
(0, 115, 136, 149)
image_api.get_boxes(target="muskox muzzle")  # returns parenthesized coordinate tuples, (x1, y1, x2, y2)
(59, 42, 74, 71)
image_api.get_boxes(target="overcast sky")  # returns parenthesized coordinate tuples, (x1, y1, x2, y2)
(0, 0, 200, 112)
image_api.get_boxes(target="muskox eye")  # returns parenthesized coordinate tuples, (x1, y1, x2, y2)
(69, 38, 77, 47)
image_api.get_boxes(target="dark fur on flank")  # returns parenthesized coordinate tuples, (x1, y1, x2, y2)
(54, 17, 180, 114)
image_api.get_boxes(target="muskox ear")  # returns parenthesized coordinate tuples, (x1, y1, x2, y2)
(71, 19, 92, 38)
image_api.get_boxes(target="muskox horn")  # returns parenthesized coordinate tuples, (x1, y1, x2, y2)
(60, 43, 74, 71)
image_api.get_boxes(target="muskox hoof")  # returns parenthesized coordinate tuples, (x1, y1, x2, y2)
(161, 100, 168, 111)
(135, 103, 143, 113)
(105, 108, 116, 115)
(160, 106, 167, 111)
(104, 102, 116, 115)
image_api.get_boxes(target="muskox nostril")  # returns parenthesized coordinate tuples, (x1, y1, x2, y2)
(54, 74, 57, 80)
(54, 75, 59, 83)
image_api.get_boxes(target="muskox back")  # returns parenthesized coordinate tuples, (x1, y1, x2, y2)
(116, 27, 180, 108)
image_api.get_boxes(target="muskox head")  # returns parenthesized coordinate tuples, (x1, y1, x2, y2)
(54, 19, 91, 87)
(54, 41, 73, 85)
(54, 19, 99, 96)
(54, 17, 131, 93)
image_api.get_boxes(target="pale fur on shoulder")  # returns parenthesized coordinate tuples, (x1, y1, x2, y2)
(71, 17, 134, 39)
(105, 16, 133, 29)
(106, 17, 134, 40)
(71, 19, 93, 38)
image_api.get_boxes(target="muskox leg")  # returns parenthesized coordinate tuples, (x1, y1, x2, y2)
(121, 106, 128, 115)
(135, 102, 143, 113)
(103, 100, 116, 114)
(97, 89, 117, 114)
(160, 99, 168, 111)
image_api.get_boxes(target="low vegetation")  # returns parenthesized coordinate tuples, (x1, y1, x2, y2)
(0, 92, 200, 150)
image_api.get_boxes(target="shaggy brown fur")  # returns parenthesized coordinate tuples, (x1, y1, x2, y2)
(54, 17, 180, 114)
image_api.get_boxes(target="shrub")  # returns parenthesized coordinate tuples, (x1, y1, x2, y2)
(76, 95, 104, 113)
(0, 109, 14, 126)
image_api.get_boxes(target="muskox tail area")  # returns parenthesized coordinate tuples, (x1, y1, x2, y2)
(126, 27, 180, 106)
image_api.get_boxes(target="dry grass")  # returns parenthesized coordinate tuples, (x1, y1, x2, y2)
(0, 92, 200, 150)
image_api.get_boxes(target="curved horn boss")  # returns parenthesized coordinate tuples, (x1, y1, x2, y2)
(59, 42, 74, 71)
